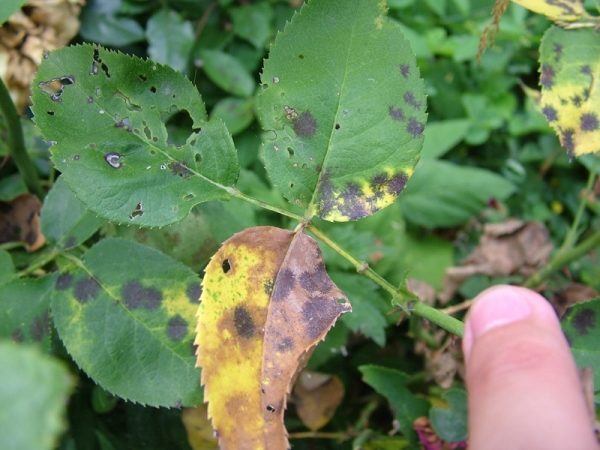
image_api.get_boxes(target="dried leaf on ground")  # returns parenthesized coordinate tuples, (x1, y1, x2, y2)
(551, 283, 599, 317)
(292, 370, 345, 431)
(182, 405, 219, 450)
(196, 226, 351, 450)
(0, 0, 84, 112)
(0, 193, 45, 251)
(414, 329, 463, 389)
(440, 219, 552, 302)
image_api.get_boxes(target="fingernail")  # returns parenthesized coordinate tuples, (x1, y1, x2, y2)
(463, 285, 533, 359)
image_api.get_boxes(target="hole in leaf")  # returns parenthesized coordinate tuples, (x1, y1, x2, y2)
(194, 153, 202, 163)
(101, 63, 110, 78)
(222, 259, 231, 273)
(335, 123, 340, 130)
(129, 202, 143, 220)
(38, 76, 75, 102)
(184, 193, 195, 200)
(287, 147, 294, 157)
(266, 404, 276, 413)
(150, 86, 157, 93)
(166, 109, 199, 147)
(298, 54, 305, 59)
(138, 74, 148, 82)
(104, 152, 122, 169)
(47, 111, 54, 116)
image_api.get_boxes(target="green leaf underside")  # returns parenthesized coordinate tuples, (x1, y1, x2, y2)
(258, 0, 426, 222)
(0, 342, 73, 450)
(51, 238, 202, 407)
(429, 388, 468, 443)
(539, 27, 600, 158)
(561, 297, 600, 400)
(31, 44, 239, 227)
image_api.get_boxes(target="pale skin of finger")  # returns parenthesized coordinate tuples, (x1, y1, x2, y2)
(463, 285, 598, 450)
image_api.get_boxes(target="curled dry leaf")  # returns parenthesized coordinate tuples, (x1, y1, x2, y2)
(551, 283, 599, 317)
(440, 219, 552, 303)
(0, 0, 84, 112)
(292, 370, 345, 431)
(196, 226, 351, 450)
(0, 193, 45, 251)
(414, 329, 463, 389)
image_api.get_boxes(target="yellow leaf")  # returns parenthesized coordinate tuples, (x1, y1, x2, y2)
(511, 0, 589, 22)
(182, 406, 219, 450)
(196, 226, 351, 450)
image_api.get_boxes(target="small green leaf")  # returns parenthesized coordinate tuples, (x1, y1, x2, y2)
(210, 97, 255, 135)
(41, 177, 104, 250)
(32, 44, 239, 227)
(360, 365, 429, 445)
(200, 50, 256, 98)
(0, 276, 54, 350)
(0, 0, 25, 24)
(539, 26, 600, 157)
(146, 9, 195, 72)
(229, 3, 274, 49)
(258, 0, 426, 222)
(561, 297, 600, 401)
(422, 119, 470, 159)
(0, 341, 73, 450)
(0, 251, 15, 284)
(51, 238, 203, 407)
(80, 0, 146, 47)
(429, 388, 468, 443)
(398, 159, 515, 228)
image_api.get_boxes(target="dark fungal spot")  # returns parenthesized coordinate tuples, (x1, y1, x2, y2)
(339, 199, 368, 221)
(272, 268, 295, 302)
(293, 111, 317, 138)
(74, 277, 100, 303)
(542, 106, 558, 122)
(407, 118, 424, 138)
(540, 64, 555, 89)
(399, 63, 410, 78)
(277, 337, 294, 352)
(233, 306, 255, 338)
(129, 202, 143, 220)
(571, 308, 596, 336)
(388, 106, 404, 121)
(581, 113, 599, 132)
(56, 273, 73, 290)
(403, 92, 421, 109)
(30, 311, 50, 341)
(12, 329, 24, 343)
(299, 264, 332, 294)
(317, 177, 335, 218)
(387, 173, 408, 195)
(581, 65, 592, 75)
(186, 282, 202, 304)
(169, 161, 192, 178)
(167, 315, 188, 341)
(562, 129, 575, 159)
(553, 43, 563, 61)
(122, 280, 163, 310)
(301, 297, 345, 340)
(47, 110, 54, 116)
(571, 95, 582, 107)
(222, 259, 231, 273)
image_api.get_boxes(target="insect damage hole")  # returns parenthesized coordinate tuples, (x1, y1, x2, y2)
(166, 109, 201, 148)
(222, 259, 231, 273)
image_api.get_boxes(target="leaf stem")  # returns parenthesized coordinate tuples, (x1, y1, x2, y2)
(17, 248, 59, 277)
(559, 172, 596, 253)
(307, 224, 465, 337)
(524, 229, 600, 289)
(228, 187, 305, 221)
(0, 77, 43, 198)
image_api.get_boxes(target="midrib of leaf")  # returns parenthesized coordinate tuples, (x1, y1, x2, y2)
(59, 252, 191, 367)
(45, 54, 234, 196)
(305, 14, 360, 220)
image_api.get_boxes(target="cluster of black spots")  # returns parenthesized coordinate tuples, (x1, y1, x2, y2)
(122, 280, 163, 310)
(407, 117, 424, 138)
(387, 173, 408, 195)
(299, 263, 332, 294)
(169, 161, 192, 178)
(542, 105, 558, 122)
(233, 306, 255, 338)
(277, 337, 294, 352)
(338, 183, 368, 220)
(272, 269, 295, 302)
(129, 202, 143, 220)
(399, 63, 410, 78)
(56, 273, 73, 290)
(263, 279, 274, 296)
(301, 297, 345, 340)
(580, 113, 599, 132)
(561, 128, 575, 159)
(292, 111, 317, 138)
(167, 315, 188, 341)
(571, 308, 596, 336)
(186, 282, 202, 304)
(540, 64, 555, 89)
(317, 176, 335, 218)
(388, 106, 404, 121)
(74, 277, 101, 303)
(403, 91, 421, 110)
(91, 48, 110, 78)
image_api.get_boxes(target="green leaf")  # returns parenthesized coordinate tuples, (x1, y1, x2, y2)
(429, 388, 468, 443)
(200, 50, 256, 98)
(425, 0, 447, 16)
(146, 9, 195, 72)
(561, 297, 600, 401)
(0, 251, 15, 284)
(0, 0, 25, 24)
(210, 97, 255, 135)
(397, 233, 453, 290)
(422, 119, 470, 159)
(258, 0, 426, 222)
(398, 159, 515, 228)
(31, 44, 239, 227)
(229, 3, 274, 49)
(0, 341, 73, 450)
(360, 365, 429, 445)
(80, 0, 145, 47)
(0, 276, 54, 350)
(51, 238, 203, 407)
(539, 26, 600, 157)
(41, 177, 104, 250)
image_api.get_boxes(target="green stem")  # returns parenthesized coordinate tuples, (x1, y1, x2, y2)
(307, 224, 465, 337)
(0, 77, 43, 198)
(17, 248, 59, 277)
(560, 172, 596, 253)
(524, 229, 600, 289)
(229, 188, 305, 222)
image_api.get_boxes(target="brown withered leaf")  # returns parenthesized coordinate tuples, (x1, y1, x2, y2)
(292, 370, 345, 431)
(551, 283, 599, 317)
(0, 193, 45, 251)
(182, 405, 219, 450)
(440, 219, 552, 303)
(196, 226, 351, 450)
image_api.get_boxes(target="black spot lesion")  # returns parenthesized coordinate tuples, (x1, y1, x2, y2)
(299, 262, 333, 294)
(233, 306, 255, 338)
(277, 337, 294, 352)
(389, 106, 405, 121)
(580, 113, 599, 132)
(222, 259, 232, 274)
(169, 161, 192, 178)
(540, 64, 555, 89)
(407, 118, 424, 138)
(561, 128, 575, 159)
(403, 92, 421, 110)
(291, 110, 317, 138)
(571, 308, 596, 336)
(74, 277, 101, 303)
(167, 315, 188, 341)
(56, 273, 73, 290)
(30, 311, 50, 341)
(301, 296, 347, 340)
(542, 105, 558, 122)
(399, 63, 410, 78)
(122, 280, 163, 309)
(272, 268, 295, 302)
(186, 282, 202, 304)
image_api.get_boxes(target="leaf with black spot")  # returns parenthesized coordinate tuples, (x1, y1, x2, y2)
(51, 237, 202, 407)
(539, 27, 600, 157)
(31, 44, 239, 227)
(561, 297, 600, 403)
(257, 0, 426, 222)
(196, 226, 350, 449)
